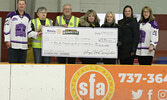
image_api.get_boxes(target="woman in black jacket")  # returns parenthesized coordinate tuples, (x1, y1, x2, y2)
(79, 9, 100, 64)
(101, 11, 119, 64)
(118, 5, 140, 65)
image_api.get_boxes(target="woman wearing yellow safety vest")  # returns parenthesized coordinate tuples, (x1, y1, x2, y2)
(31, 7, 53, 63)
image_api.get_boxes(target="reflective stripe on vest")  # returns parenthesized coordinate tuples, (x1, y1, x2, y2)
(74, 17, 77, 27)
(34, 18, 38, 30)
(49, 19, 53, 26)
(59, 16, 62, 26)
(32, 40, 41, 43)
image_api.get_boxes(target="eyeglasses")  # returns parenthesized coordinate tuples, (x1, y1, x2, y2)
(63, 8, 72, 11)
(143, 11, 150, 13)
(40, 12, 47, 14)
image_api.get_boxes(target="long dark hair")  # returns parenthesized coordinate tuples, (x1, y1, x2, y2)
(123, 5, 134, 19)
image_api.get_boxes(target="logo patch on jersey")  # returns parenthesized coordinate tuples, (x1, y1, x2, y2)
(15, 23, 26, 37)
(12, 17, 18, 21)
(139, 30, 146, 43)
(5, 19, 10, 25)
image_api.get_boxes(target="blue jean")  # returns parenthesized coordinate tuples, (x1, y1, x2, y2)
(8, 48, 27, 63)
(33, 48, 51, 63)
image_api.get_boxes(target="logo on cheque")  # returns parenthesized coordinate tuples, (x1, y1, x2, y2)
(70, 65, 115, 100)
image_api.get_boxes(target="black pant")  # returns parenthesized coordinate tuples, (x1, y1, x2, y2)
(8, 48, 27, 63)
(120, 56, 134, 65)
(138, 56, 153, 65)
(57, 57, 75, 64)
(103, 58, 116, 64)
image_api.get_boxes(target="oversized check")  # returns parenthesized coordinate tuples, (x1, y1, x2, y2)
(42, 27, 118, 58)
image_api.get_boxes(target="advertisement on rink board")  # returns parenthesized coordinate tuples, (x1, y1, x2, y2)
(65, 65, 167, 100)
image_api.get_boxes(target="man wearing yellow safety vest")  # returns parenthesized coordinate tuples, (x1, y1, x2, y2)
(31, 7, 53, 63)
(55, 4, 80, 64)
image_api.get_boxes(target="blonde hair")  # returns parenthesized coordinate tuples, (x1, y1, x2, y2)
(104, 11, 116, 25)
(140, 6, 155, 22)
(83, 9, 100, 24)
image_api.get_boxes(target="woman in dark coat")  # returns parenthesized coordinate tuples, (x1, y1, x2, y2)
(118, 5, 140, 65)
(101, 11, 119, 64)
(79, 9, 100, 64)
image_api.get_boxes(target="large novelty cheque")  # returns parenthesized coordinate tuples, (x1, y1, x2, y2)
(42, 26, 118, 58)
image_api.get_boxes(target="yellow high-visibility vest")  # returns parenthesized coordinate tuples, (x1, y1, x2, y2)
(31, 18, 53, 48)
(55, 15, 80, 27)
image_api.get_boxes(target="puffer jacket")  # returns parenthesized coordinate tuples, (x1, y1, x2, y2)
(79, 16, 100, 27)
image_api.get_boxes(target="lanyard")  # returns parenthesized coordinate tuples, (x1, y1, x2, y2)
(63, 15, 71, 25)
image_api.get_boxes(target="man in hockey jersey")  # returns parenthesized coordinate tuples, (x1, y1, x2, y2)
(4, 0, 42, 63)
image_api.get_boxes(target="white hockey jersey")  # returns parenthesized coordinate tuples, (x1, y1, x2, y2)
(136, 20, 159, 57)
(4, 11, 38, 50)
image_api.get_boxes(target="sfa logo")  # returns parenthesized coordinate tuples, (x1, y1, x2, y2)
(79, 74, 105, 99)
(70, 65, 115, 100)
